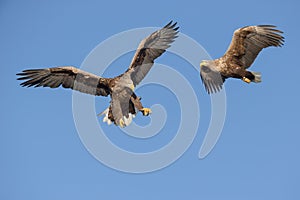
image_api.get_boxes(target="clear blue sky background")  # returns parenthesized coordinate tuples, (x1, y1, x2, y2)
(1, 0, 300, 199)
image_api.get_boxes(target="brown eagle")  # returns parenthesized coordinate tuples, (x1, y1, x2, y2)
(200, 25, 284, 94)
(17, 21, 179, 127)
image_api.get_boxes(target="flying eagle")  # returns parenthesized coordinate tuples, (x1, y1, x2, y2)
(200, 25, 284, 94)
(17, 21, 179, 127)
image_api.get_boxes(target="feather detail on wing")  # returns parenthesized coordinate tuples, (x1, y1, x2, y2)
(223, 25, 284, 68)
(17, 66, 110, 96)
(126, 21, 179, 86)
(200, 65, 225, 94)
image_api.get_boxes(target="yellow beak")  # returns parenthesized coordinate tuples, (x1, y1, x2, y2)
(130, 83, 135, 91)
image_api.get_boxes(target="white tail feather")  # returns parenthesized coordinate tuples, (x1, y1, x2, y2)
(123, 113, 135, 126)
(98, 107, 136, 127)
(99, 107, 112, 126)
(252, 72, 262, 83)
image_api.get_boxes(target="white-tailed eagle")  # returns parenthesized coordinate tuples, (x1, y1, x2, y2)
(200, 25, 284, 94)
(17, 21, 179, 127)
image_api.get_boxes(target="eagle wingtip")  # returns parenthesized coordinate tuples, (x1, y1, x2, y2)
(164, 20, 179, 31)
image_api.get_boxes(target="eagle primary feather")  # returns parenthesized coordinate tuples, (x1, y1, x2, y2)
(17, 66, 111, 96)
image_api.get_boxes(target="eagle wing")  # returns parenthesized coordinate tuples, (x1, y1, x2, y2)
(200, 64, 225, 94)
(17, 66, 110, 96)
(126, 21, 179, 86)
(222, 25, 284, 68)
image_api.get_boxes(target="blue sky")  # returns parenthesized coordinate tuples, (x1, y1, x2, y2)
(1, 0, 300, 199)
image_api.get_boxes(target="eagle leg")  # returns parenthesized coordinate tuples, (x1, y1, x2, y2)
(130, 93, 152, 116)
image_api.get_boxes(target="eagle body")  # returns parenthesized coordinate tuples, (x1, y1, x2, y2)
(211, 59, 255, 81)
(17, 21, 179, 127)
(200, 25, 284, 94)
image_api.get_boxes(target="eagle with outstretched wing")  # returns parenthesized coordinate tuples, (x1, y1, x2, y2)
(17, 21, 179, 127)
(200, 25, 284, 94)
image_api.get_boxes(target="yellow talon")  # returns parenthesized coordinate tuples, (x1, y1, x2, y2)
(141, 108, 152, 116)
(242, 77, 251, 83)
(119, 119, 125, 128)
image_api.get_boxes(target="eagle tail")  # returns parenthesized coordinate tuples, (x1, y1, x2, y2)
(251, 72, 262, 83)
(98, 107, 113, 125)
(98, 107, 136, 127)
(123, 113, 135, 126)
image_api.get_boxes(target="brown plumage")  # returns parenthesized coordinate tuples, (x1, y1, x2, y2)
(17, 66, 111, 96)
(17, 21, 179, 127)
(200, 25, 284, 94)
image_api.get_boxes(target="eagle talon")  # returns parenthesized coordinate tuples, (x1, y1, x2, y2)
(242, 77, 251, 83)
(119, 119, 125, 128)
(141, 108, 152, 116)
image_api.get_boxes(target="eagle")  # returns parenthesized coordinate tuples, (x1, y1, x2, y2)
(200, 25, 284, 94)
(17, 21, 179, 127)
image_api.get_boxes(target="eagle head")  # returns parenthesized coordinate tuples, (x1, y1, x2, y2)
(200, 60, 209, 67)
